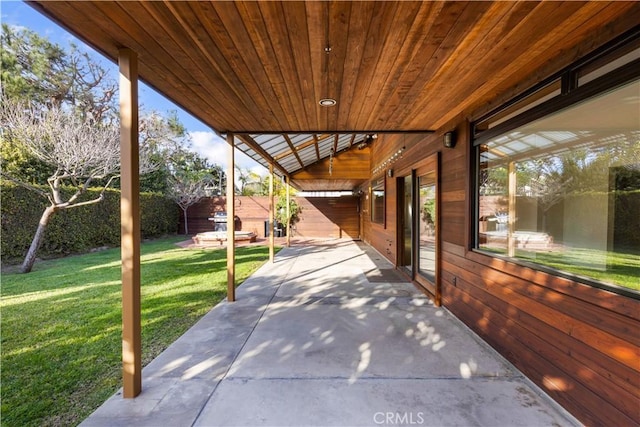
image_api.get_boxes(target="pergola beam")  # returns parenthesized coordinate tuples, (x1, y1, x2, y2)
(283, 134, 305, 169)
(313, 134, 321, 162)
(273, 133, 331, 161)
(119, 48, 141, 399)
(235, 134, 289, 178)
(274, 134, 329, 160)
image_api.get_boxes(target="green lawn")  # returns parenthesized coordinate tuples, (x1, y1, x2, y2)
(1, 237, 275, 427)
(516, 247, 640, 291)
(482, 245, 639, 291)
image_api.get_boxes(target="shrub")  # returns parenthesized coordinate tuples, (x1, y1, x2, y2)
(543, 191, 639, 250)
(141, 192, 180, 237)
(1, 182, 179, 260)
(614, 190, 640, 249)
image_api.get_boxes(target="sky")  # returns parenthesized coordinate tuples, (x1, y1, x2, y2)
(0, 0, 265, 176)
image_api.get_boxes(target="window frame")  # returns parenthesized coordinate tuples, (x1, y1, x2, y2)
(470, 28, 640, 300)
(371, 175, 386, 226)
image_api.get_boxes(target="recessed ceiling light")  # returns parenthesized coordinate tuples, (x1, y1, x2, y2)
(319, 98, 336, 107)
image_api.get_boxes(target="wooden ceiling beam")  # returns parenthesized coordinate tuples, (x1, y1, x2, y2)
(273, 133, 332, 161)
(313, 134, 321, 162)
(235, 134, 289, 178)
(283, 134, 305, 169)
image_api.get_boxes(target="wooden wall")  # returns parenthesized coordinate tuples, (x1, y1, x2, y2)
(361, 127, 640, 426)
(362, 133, 440, 263)
(181, 195, 359, 240)
(295, 196, 359, 239)
(179, 196, 230, 235)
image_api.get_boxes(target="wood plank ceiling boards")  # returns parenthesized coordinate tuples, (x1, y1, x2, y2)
(28, 1, 640, 190)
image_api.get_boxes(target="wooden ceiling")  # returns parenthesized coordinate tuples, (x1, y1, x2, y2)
(231, 132, 372, 190)
(28, 1, 640, 189)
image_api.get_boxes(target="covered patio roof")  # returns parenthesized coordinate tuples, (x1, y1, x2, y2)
(234, 132, 372, 190)
(24, 0, 640, 406)
(27, 1, 640, 190)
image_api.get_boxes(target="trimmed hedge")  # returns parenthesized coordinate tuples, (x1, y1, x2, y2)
(613, 190, 640, 249)
(1, 182, 179, 260)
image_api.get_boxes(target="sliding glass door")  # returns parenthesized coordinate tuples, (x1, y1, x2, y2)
(418, 171, 437, 282)
(399, 174, 413, 275)
(398, 153, 440, 303)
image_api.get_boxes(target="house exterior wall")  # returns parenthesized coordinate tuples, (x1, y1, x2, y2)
(361, 88, 639, 427)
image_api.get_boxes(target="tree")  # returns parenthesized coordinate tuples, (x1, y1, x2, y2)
(1, 24, 226, 267)
(1, 97, 162, 272)
(136, 111, 226, 195)
(166, 151, 217, 234)
(1, 99, 120, 272)
(208, 164, 226, 196)
(1, 25, 126, 273)
(260, 176, 301, 229)
(275, 196, 301, 229)
(137, 111, 188, 193)
(1, 23, 116, 116)
(235, 165, 263, 195)
(1, 24, 117, 185)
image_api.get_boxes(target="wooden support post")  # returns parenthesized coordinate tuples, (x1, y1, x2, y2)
(508, 161, 516, 258)
(227, 133, 236, 302)
(286, 176, 291, 248)
(269, 163, 275, 263)
(119, 48, 141, 399)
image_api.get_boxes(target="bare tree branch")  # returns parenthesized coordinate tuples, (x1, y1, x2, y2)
(167, 172, 214, 235)
(0, 172, 51, 202)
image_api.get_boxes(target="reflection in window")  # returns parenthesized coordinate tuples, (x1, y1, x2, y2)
(402, 175, 412, 269)
(477, 79, 640, 292)
(371, 176, 385, 224)
(418, 173, 437, 281)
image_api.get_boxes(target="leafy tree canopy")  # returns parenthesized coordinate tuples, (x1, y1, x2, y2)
(1, 23, 116, 117)
(1, 23, 117, 184)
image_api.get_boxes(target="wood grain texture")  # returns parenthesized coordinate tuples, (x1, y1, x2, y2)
(181, 196, 359, 240)
(29, 2, 640, 424)
(292, 146, 370, 182)
(442, 282, 638, 427)
(29, 1, 640, 133)
(295, 196, 360, 239)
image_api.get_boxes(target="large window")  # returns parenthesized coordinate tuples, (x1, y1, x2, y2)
(474, 42, 639, 295)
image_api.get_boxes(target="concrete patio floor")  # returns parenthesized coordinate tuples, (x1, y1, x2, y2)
(81, 239, 579, 427)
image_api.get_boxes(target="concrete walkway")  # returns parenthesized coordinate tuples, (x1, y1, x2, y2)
(82, 239, 578, 427)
